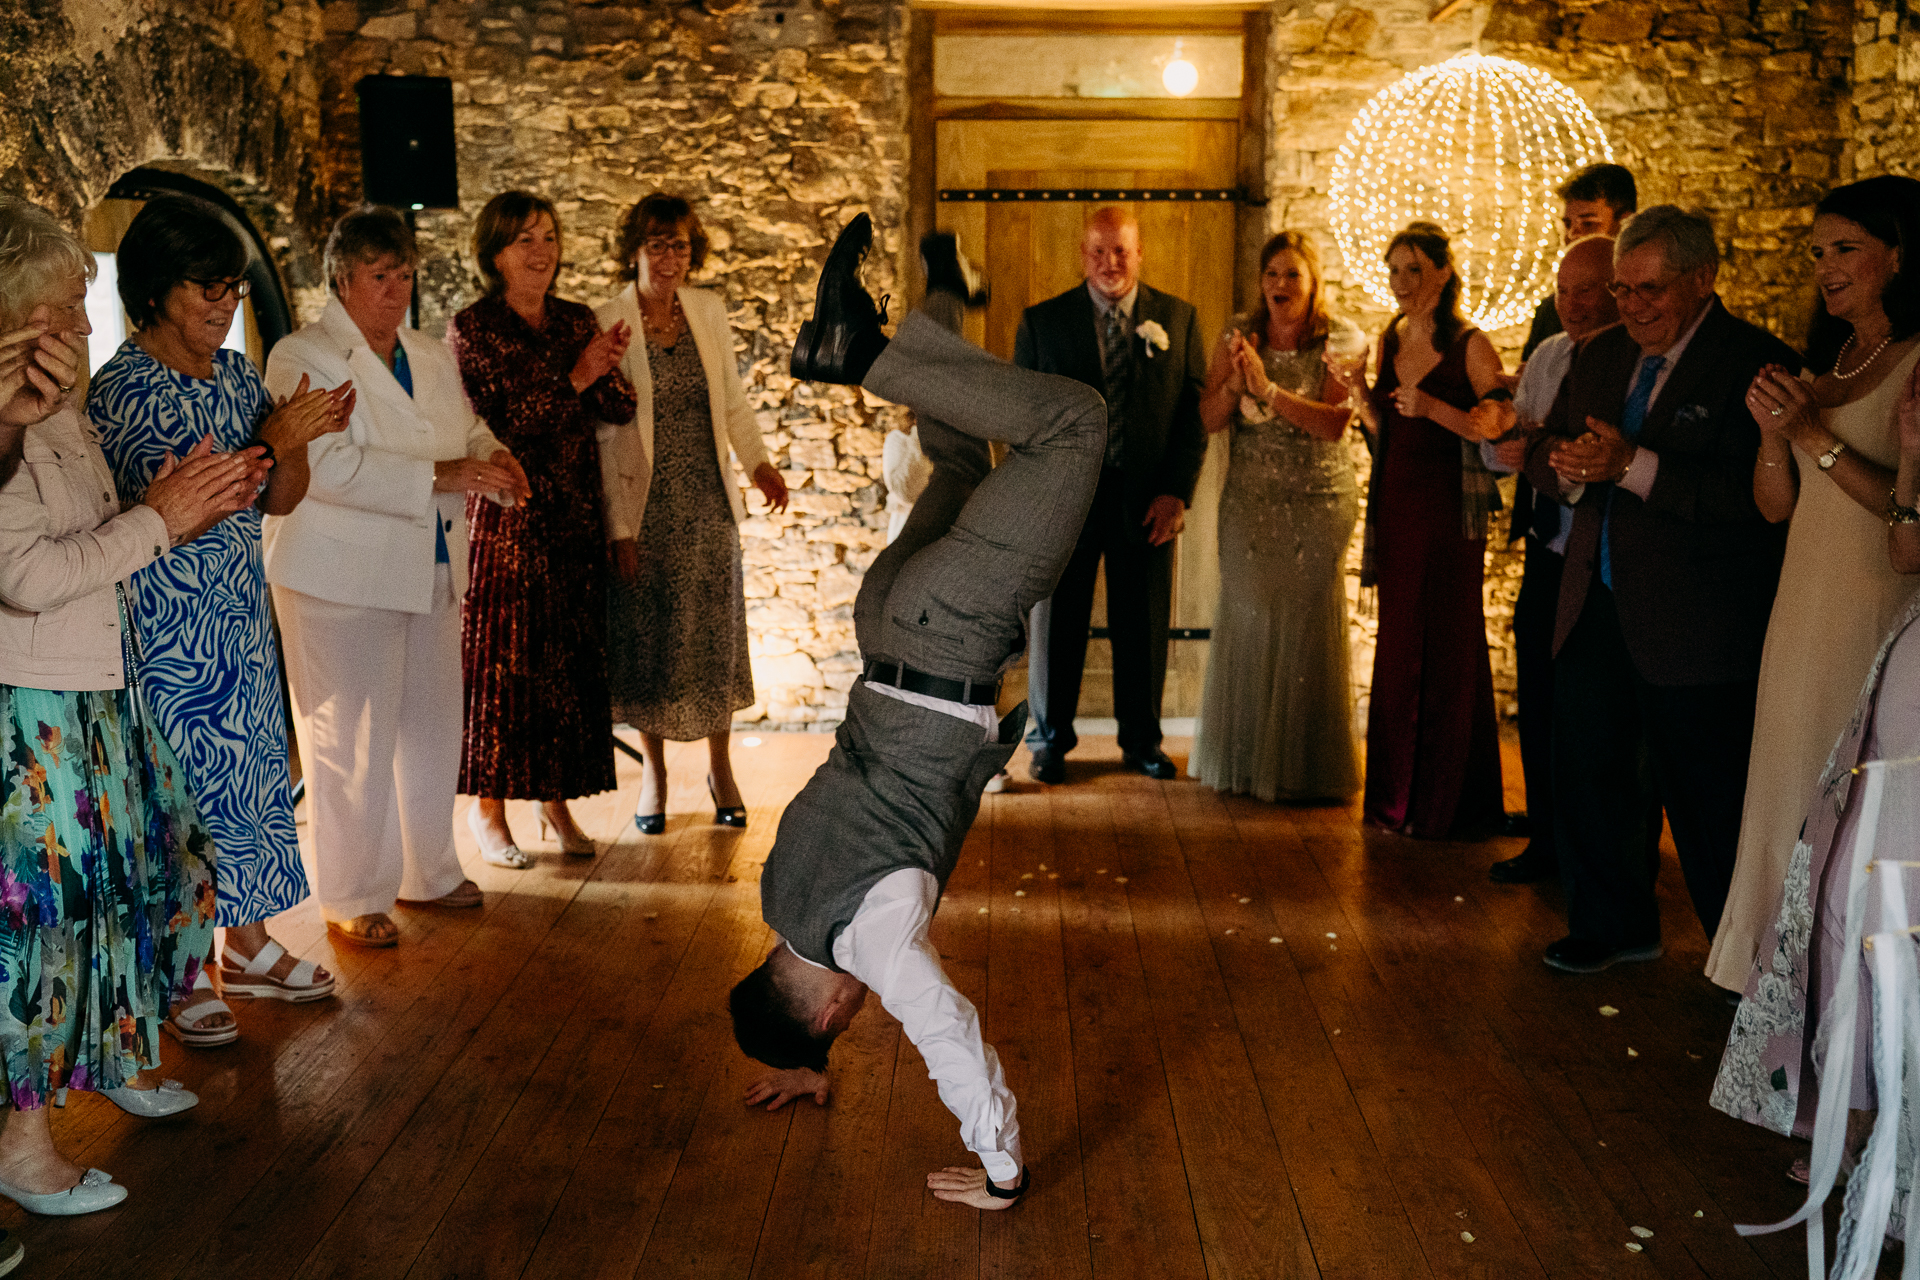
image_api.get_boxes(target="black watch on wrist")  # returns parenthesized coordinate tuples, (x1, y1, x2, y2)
(983, 1166, 1031, 1200)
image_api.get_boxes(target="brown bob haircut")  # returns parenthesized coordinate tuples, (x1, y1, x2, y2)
(615, 194, 710, 281)
(1240, 230, 1330, 347)
(471, 190, 562, 297)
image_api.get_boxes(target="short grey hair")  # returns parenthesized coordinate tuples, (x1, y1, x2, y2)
(0, 197, 95, 330)
(323, 205, 417, 292)
(1615, 204, 1719, 276)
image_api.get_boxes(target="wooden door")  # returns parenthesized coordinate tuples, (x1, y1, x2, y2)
(936, 118, 1238, 723)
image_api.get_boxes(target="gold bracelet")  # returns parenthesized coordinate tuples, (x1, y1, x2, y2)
(1886, 487, 1920, 526)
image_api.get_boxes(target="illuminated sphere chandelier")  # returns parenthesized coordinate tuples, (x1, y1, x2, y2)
(1327, 52, 1614, 331)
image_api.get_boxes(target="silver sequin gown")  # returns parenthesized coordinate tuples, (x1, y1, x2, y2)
(1189, 331, 1362, 801)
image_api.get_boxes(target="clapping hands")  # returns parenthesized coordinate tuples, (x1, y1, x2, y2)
(1747, 364, 1817, 444)
(0, 324, 81, 430)
(571, 320, 632, 393)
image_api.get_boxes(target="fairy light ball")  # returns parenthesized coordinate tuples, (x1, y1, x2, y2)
(1327, 52, 1614, 331)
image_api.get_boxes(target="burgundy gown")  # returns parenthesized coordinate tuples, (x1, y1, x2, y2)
(1363, 324, 1505, 837)
(449, 295, 637, 801)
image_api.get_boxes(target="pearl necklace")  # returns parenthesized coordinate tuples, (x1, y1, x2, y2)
(1833, 329, 1894, 380)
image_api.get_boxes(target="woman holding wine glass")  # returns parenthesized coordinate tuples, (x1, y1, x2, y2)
(1190, 231, 1362, 802)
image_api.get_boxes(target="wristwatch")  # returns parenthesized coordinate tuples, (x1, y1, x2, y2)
(1818, 440, 1849, 470)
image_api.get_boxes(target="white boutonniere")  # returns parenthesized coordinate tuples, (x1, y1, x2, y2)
(1135, 319, 1170, 357)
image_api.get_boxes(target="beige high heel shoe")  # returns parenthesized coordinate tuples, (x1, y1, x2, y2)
(537, 802, 597, 857)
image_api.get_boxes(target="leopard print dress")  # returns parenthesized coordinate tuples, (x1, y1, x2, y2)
(607, 327, 756, 740)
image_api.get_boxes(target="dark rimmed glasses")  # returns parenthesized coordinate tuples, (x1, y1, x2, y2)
(188, 277, 253, 303)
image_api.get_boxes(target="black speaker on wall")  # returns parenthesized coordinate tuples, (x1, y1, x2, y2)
(357, 75, 459, 211)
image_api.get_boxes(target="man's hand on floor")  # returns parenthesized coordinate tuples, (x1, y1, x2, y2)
(744, 1067, 830, 1111)
(927, 1166, 1022, 1210)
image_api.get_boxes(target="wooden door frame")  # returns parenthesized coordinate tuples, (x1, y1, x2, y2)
(905, 5, 1271, 317)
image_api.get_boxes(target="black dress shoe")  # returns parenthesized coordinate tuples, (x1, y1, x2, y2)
(919, 231, 990, 306)
(1542, 935, 1663, 974)
(1488, 843, 1556, 884)
(1121, 749, 1177, 780)
(790, 213, 890, 385)
(708, 776, 747, 829)
(635, 811, 666, 836)
(1028, 748, 1066, 784)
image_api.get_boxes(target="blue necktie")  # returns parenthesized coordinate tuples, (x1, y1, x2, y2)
(1600, 355, 1664, 590)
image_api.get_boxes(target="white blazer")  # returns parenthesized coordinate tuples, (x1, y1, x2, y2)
(592, 285, 772, 540)
(262, 297, 508, 614)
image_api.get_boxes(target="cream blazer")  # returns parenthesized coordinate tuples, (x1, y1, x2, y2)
(262, 297, 508, 615)
(0, 405, 167, 690)
(592, 285, 771, 540)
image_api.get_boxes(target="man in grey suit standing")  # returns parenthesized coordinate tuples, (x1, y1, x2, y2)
(1014, 207, 1208, 781)
(731, 215, 1106, 1208)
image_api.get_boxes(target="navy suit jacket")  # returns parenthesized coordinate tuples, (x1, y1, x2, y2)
(1525, 299, 1799, 686)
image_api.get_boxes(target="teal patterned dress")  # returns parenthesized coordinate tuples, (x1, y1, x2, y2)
(0, 615, 217, 1109)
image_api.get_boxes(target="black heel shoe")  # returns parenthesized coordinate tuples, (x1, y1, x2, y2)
(635, 811, 666, 835)
(708, 776, 747, 829)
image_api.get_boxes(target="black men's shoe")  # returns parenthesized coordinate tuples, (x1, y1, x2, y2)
(1121, 749, 1177, 780)
(791, 212, 890, 385)
(1542, 935, 1663, 974)
(1027, 747, 1066, 784)
(919, 231, 990, 306)
(1488, 843, 1556, 884)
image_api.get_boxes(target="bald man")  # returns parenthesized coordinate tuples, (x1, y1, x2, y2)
(1013, 208, 1207, 782)
(1473, 235, 1623, 885)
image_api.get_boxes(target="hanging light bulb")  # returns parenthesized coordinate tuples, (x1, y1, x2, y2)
(1326, 52, 1614, 330)
(1162, 40, 1198, 97)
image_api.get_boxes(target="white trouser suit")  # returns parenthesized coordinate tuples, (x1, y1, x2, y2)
(264, 297, 511, 921)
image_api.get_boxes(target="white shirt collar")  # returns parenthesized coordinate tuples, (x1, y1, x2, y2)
(1088, 281, 1138, 319)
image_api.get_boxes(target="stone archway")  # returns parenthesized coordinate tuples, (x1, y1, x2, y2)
(0, 0, 332, 322)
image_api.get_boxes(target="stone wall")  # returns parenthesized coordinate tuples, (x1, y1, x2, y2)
(316, 0, 912, 726)
(12, 0, 1920, 731)
(0, 0, 334, 315)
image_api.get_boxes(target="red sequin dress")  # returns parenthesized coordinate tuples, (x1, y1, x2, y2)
(449, 295, 636, 801)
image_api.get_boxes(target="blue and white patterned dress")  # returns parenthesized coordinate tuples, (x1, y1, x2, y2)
(88, 342, 308, 926)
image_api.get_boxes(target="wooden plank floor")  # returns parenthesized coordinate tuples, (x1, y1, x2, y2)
(4, 730, 1884, 1278)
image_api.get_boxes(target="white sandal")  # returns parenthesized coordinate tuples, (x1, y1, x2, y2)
(218, 939, 335, 1003)
(161, 969, 239, 1047)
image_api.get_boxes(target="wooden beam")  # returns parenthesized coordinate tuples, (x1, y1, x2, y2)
(1430, 0, 1472, 22)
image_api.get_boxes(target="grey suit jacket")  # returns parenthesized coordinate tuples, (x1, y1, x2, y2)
(1012, 282, 1207, 527)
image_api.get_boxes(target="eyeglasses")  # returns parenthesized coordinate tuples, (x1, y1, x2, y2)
(1605, 277, 1676, 305)
(642, 239, 694, 259)
(187, 277, 252, 303)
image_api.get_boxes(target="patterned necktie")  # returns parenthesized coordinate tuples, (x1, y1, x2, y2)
(1601, 354, 1666, 590)
(1102, 304, 1132, 468)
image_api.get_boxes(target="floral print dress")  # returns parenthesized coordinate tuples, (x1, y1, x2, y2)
(0, 613, 216, 1108)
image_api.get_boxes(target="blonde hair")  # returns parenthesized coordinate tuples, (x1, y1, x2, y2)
(0, 197, 94, 330)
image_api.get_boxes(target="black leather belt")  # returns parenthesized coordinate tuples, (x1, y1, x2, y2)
(863, 659, 1001, 706)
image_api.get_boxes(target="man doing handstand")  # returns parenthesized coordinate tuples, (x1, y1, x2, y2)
(728, 214, 1106, 1209)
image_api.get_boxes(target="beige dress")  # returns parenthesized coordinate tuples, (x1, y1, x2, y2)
(1705, 343, 1920, 990)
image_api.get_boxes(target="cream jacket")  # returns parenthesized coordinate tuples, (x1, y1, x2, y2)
(592, 285, 772, 540)
(0, 404, 168, 690)
(262, 298, 507, 615)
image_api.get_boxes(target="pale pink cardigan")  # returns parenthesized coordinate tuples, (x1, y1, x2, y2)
(0, 404, 167, 691)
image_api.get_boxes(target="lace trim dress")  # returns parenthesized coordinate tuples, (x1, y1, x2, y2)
(608, 327, 755, 741)
(1189, 330, 1360, 801)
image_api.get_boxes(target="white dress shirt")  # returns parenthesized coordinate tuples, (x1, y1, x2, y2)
(1613, 293, 1717, 501)
(1480, 331, 1575, 554)
(807, 867, 1022, 1182)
